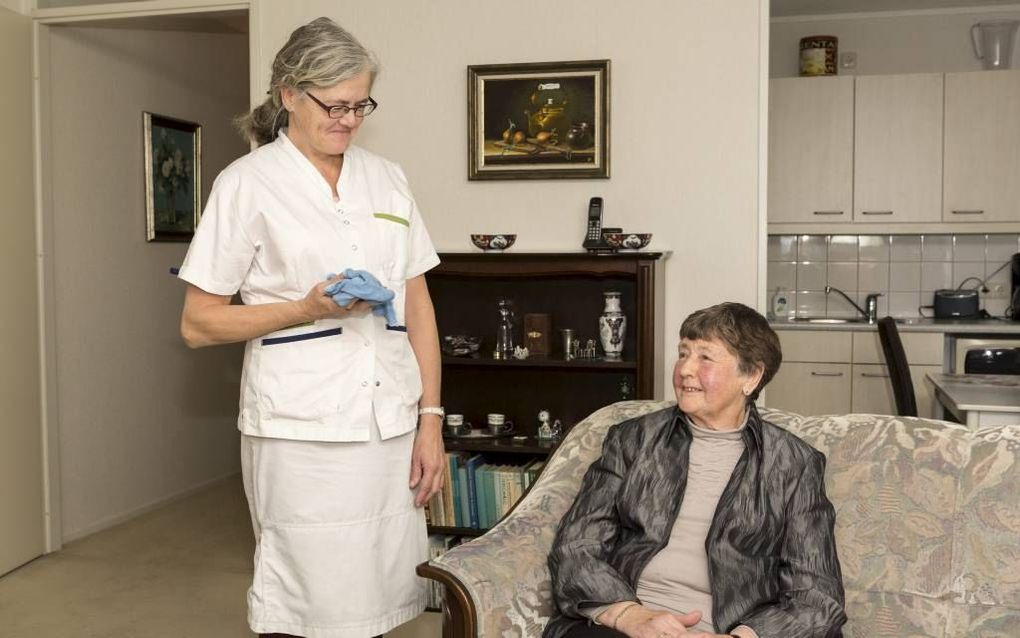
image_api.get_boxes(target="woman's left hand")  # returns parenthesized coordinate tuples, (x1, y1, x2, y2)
(410, 415, 445, 507)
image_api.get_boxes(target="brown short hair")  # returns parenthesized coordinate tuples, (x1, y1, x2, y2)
(679, 302, 782, 401)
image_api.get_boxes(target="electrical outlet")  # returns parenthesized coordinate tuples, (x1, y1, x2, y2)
(984, 283, 1007, 299)
(840, 52, 857, 69)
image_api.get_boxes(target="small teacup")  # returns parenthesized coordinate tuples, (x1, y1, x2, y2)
(445, 414, 471, 437)
(486, 413, 514, 435)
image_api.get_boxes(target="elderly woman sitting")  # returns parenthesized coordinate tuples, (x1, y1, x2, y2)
(545, 302, 846, 638)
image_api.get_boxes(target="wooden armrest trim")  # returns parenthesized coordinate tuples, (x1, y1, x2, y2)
(417, 561, 478, 638)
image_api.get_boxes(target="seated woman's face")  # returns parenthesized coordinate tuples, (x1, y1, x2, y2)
(674, 337, 762, 430)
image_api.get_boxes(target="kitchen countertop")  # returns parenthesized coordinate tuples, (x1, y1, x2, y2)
(770, 317, 1020, 334)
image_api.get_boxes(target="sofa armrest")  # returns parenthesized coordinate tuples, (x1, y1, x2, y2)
(419, 400, 673, 638)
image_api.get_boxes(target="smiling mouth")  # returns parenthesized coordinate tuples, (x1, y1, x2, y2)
(681, 386, 702, 393)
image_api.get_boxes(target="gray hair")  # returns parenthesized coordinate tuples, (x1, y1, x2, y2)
(235, 17, 379, 146)
(680, 302, 782, 402)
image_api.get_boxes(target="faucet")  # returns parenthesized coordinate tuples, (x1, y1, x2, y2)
(825, 286, 882, 323)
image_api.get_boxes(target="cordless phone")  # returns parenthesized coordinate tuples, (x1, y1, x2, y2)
(582, 197, 604, 250)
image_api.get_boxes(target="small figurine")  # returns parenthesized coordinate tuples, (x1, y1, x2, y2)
(620, 377, 632, 400)
(551, 419, 563, 439)
(513, 345, 530, 360)
(537, 409, 556, 440)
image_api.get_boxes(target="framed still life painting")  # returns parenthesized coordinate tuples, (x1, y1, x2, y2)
(467, 59, 610, 180)
(144, 112, 201, 242)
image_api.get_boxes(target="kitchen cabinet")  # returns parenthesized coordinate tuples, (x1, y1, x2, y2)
(769, 70, 1020, 232)
(851, 330, 942, 419)
(768, 329, 943, 418)
(853, 74, 943, 223)
(768, 362, 852, 415)
(944, 70, 1020, 223)
(768, 76, 854, 223)
(849, 364, 941, 419)
(765, 331, 852, 414)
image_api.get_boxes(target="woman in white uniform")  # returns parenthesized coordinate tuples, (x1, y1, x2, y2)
(177, 17, 445, 638)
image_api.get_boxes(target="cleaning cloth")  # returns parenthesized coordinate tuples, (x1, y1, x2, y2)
(324, 269, 399, 326)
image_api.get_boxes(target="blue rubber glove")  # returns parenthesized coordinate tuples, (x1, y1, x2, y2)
(323, 269, 399, 326)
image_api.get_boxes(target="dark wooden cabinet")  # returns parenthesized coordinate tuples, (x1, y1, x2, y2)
(429, 251, 664, 446)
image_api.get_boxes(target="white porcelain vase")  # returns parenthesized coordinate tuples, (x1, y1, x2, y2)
(598, 291, 626, 360)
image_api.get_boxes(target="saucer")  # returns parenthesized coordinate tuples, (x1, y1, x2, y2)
(444, 430, 514, 439)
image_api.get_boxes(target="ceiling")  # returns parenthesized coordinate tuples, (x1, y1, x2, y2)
(773, 0, 1020, 17)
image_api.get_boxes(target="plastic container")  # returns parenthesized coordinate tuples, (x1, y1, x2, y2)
(771, 287, 791, 320)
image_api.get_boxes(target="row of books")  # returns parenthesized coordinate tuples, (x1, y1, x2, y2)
(425, 453, 545, 529)
(425, 534, 463, 609)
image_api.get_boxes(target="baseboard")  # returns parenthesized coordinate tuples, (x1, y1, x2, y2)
(60, 471, 241, 545)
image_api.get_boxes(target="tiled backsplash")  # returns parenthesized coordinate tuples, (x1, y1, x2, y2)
(767, 234, 1019, 319)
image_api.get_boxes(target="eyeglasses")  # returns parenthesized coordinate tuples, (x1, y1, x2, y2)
(304, 91, 378, 118)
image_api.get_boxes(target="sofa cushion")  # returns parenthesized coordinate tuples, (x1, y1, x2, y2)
(761, 409, 1020, 637)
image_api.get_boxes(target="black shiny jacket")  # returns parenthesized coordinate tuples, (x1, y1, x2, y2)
(545, 405, 846, 638)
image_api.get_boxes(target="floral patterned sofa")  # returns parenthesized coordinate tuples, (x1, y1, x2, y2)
(418, 400, 1020, 638)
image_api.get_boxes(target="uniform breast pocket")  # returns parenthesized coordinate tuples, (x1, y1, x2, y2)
(373, 193, 413, 281)
(255, 327, 356, 422)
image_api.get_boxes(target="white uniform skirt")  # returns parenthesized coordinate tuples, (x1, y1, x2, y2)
(241, 422, 428, 638)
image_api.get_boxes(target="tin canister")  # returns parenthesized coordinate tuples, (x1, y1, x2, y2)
(799, 35, 838, 76)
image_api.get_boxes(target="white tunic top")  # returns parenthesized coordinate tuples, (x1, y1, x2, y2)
(179, 131, 439, 442)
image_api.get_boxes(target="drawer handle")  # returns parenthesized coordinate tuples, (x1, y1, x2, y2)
(812, 211, 845, 216)
(951, 210, 984, 215)
(860, 372, 890, 378)
(861, 210, 893, 216)
(810, 371, 845, 377)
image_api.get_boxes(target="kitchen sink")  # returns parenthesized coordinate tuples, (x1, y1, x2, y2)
(789, 317, 868, 324)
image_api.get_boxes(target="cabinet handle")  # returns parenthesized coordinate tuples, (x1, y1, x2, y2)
(812, 211, 845, 216)
(860, 372, 890, 378)
(861, 211, 893, 216)
(810, 371, 845, 377)
(951, 210, 984, 215)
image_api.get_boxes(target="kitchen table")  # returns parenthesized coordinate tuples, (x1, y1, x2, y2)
(925, 373, 1020, 428)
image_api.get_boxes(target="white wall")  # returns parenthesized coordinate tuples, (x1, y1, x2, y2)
(254, 0, 767, 395)
(44, 24, 249, 539)
(771, 7, 1020, 77)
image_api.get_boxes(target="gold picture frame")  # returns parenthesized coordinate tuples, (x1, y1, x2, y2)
(468, 59, 610, 180)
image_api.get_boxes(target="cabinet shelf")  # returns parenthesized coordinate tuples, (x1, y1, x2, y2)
(443, 434, 560, 454)
(441, 355, 636, 370)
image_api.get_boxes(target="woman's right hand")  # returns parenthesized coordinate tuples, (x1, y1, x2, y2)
(615, 604, 703, 638)
(300, 275, 371, 321)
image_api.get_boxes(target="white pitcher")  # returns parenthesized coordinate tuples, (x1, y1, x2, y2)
(971, 20, 1020, 70)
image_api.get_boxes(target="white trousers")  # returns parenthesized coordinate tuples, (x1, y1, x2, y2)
(241, 422, 428, 637)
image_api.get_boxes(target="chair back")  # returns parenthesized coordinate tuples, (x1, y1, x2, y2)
(877, 316, 917, 417)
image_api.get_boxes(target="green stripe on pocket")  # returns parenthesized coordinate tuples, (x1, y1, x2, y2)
(373, 213, 410, 227)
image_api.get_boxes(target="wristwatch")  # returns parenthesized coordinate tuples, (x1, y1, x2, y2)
(418, 406, 445, 419)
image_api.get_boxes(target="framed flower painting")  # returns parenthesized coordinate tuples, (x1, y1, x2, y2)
(144, 112, 201, 242)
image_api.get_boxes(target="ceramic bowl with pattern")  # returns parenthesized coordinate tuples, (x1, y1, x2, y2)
(470, 234, 517, 252)
(602, 232, 652, 251)
(441, 335, 481, 357)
